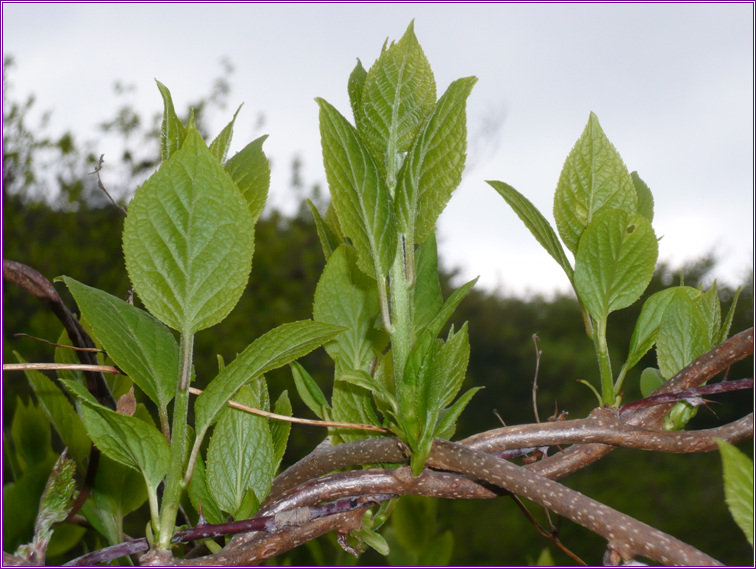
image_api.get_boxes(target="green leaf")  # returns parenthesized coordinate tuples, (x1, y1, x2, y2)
(696, 284, 721, 347)
(626, 288, 680, 372)
(62, 380, 169, 490)
(224, 134, 270, 225)
(630, 171, 654, 222)
(639, 367, 665, 398)
(10, 396, 52, 472)
(123, 126, 256, 334)
(420, 530, 454, 565)
(290, 362, 330, 420)
(207, 385, 275, 519)
(270, 391, 292, 468)
(488, 180, 574, 283)
(435, 386, 482, 441)
(656, 288, 712, 379)
(187, 454, 224, 525)
(395, 76, 477, 244)
(307, 199, 342, 260)
(553, 112, 638, 253)
(313, 244, 388, 374)
(413, 233, 444, 334)
(194, 321, 345, 437)
(63, 277, 178, 411)
(718, 287, 741, 345)
(357, 21, 436, 159)
(422, 277, 478, 341)
(331, 380, 382, 443)
(348, 59, 368, 122)
(433, 323, 471, 409)
(155, 81, 186, 161)
(16, 353, 90, 469)
(317, 98, 397, 279)
(716, 439, 753, 546)
(574, 209, 657, 321)
(209, 104, 242, 163)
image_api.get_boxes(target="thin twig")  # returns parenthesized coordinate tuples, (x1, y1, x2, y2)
(90, 154, 127, 214)
(13, 333, 104, 352)
(2, 362, 392, 434)
(532, 333, 542, 423)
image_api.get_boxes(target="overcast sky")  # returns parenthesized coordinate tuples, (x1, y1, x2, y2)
(3, 3, 753, 296)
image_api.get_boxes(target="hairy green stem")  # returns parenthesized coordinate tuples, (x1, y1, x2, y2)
(156, 332, 194, 550)
(389, 236, 413, 385)
(593, 316, 615, 406)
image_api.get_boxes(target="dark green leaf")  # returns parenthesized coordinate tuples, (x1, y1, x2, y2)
(63, 277, 178, 411)
(187, 454, 224, 525)
(270, 391, 292, 467)
(488, 180, 574, 283)
(290, 362, 330, 420)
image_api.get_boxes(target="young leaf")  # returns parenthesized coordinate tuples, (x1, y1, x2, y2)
(696, 284, 721, 347)
(270, 391, 292, 468)
(395, 76, 477, 244)
(630, 171, 654, 222)
(718, 287, 741, 344)
(317, 98, 397, 279)
(30, 453, 77, 562)
(224, 134, 270, 224)
(348, 58, 368, 122)
(123, 126, 255, 334)
(639, 367, 665, 398)
(716, 439, 753, 546)
(574, 210, 657, 322)
(63, 277, 178, 411)
(207, 385, 275, 519)
(62, 380, 170, 490)
(413, 233, 444, 334)
(156, 81, 186, 161)
(433, 323, 471, 409)
(209, 104, 242, 163)
(313, 244, 388, 374)
(488, 180, 574, 283)
(290, 362, 330, 420)
(194, 321, 345, 437)
(656, 288, 711, 379)
(307, 200, 342, 260)
(186, 454, 224, 525)
(553, 112, 638, 253)
(331, 381, 382, 443)
(17, 354, 90, 469)
(357, 20, 437, 160)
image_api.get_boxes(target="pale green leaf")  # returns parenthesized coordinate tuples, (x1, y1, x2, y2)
(209, 104, 242, 163)
(194, 321, 345, 437)
(433, 323, 470, 409)
(626, 288, 680, 371)
(313, 244, 388, 374)
(630, 171, 654, 222)
(396, 76, 476, 244)
(718, 287, 741, 345)
(348, 58, 367, 122)
(331, 380, 381, 443)
(358, 21, 436, 159)
(317, 98, 397, 279)
(696, 284, 721, 347)
(574, 210, 657, 321)
(224, 134, 270, 224)
(656, 289, 711, 379)
(63, 277, 178, 411)
(554, 112, 638, 253)
(123, 126, 255, 334)
(639, 367, 665, 398)
(62, 380, 169, 490)
(435, 386, 482, 441)
(207, 385, 275, 518)
(155, 81, 186, 161)
(716, 439, 753, 546)
(488, 180, 574, 283)
(33, 453, 77, 557)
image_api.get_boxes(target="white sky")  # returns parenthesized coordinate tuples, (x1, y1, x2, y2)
(3, 3, 754, 295)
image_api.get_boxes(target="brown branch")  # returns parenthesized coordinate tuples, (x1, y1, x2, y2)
(427, 439, 722, 565)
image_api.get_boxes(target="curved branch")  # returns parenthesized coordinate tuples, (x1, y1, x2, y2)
(427, 439, 723, 565)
